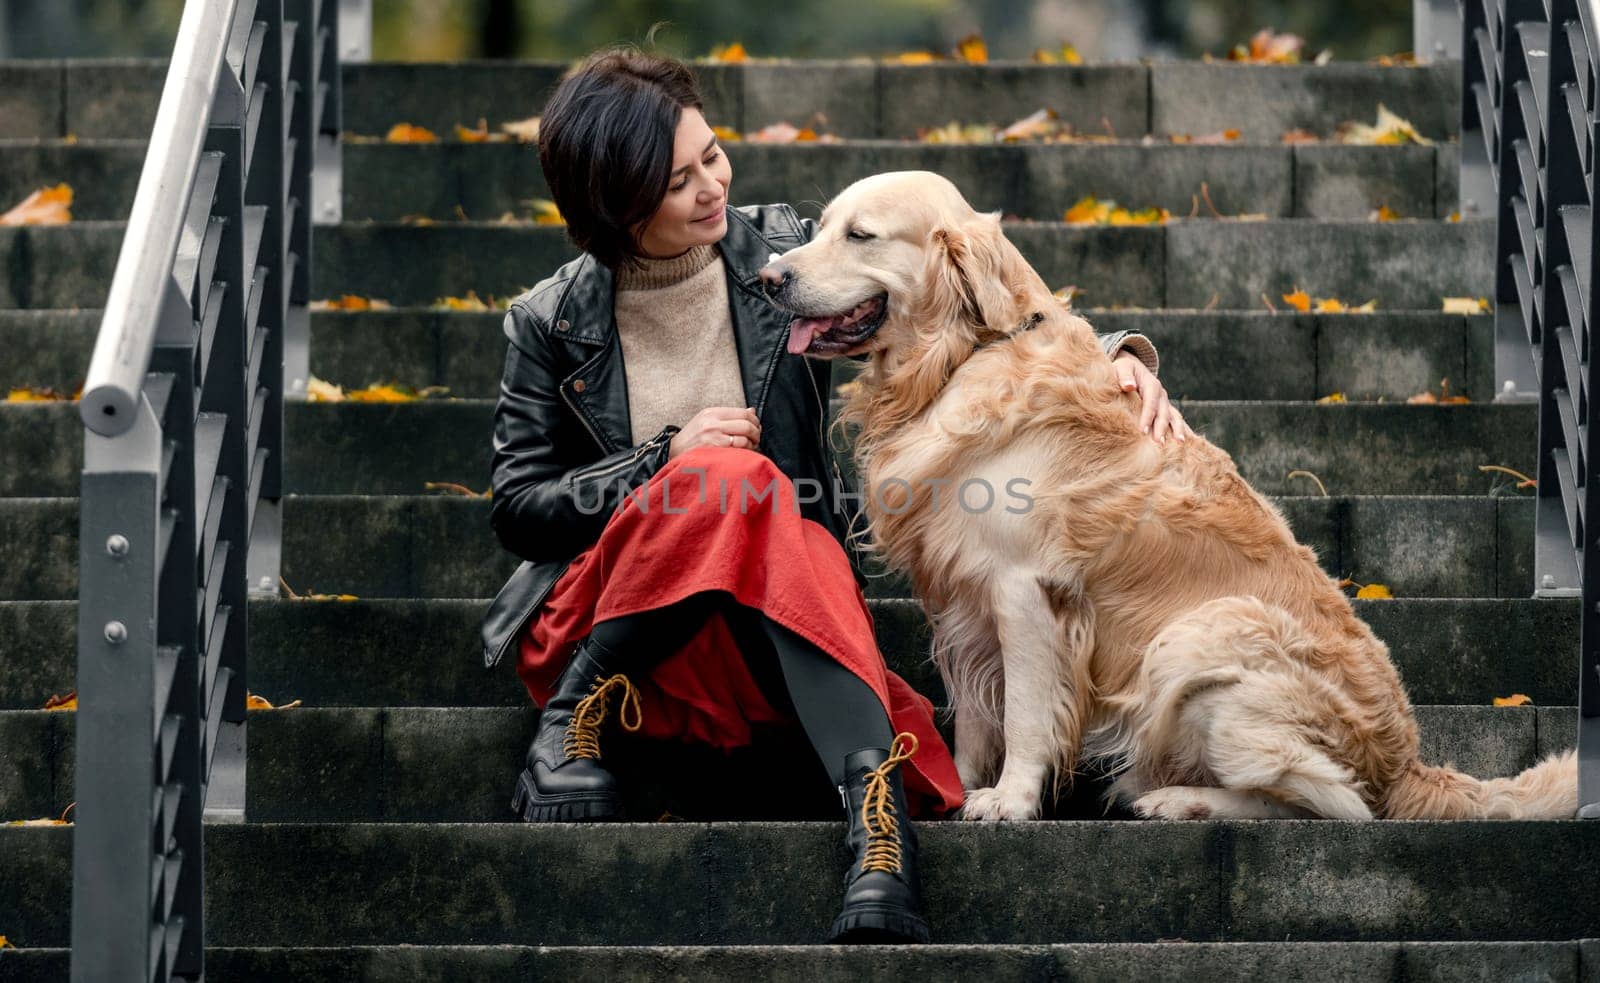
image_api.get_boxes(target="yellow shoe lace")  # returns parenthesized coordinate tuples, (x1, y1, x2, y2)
(561, 673, 643, 760)
(860, 731, 919, 874)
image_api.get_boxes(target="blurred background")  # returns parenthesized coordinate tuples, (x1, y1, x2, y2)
(1, 0, 1413, 61)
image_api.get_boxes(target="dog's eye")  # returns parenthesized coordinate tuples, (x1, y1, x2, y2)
(846, 229, 875, 242)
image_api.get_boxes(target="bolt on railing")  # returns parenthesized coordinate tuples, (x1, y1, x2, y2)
(1463, 0, 1600, 817)
(70, 0, 333, 976)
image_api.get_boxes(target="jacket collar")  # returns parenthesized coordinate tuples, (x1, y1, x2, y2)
(554, 206, 792, 454)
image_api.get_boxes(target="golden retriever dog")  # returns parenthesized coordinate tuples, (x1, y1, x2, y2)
(759, 170, 1577, 822)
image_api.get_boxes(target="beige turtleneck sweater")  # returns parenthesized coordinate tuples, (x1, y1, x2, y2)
(614, 243, 749, 447)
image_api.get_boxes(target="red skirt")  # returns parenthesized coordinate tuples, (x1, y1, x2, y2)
(516, 444, 965, 818)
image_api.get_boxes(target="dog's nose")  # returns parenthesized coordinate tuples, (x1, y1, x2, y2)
(759, 264, 792, 297)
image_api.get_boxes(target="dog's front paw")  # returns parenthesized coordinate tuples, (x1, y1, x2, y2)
(959, 786, 1042, 822)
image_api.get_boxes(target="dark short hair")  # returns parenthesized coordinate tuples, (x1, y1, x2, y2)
(538, 48, 704, 270)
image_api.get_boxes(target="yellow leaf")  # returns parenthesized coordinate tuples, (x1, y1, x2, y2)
(42, 691, 76, 711)
(956, 33, 988, 63)
(7, 803, 74, 827)
(711, 125, 742, 142)
(1355, 583, 1393, 599)
(0, 183, 73, 226)
(891, 51, 939, 64)
(1316, 392, 1346, 404)
(1494, 693, 1533, 707)
(709, 42, 748, 63)
(1371, 205, 1400, 221)
(1338, 103, 1433, 146)
(309, 295, 391, 312)
(306, 376, 345, 402)
(499, 115, 541, 143)
(1061, 44, 1083, 65)
(5, 386, 78, 402)
(453, 119, 505, 143)
(1282, 289, 1312, 313)
(527, 199, 565, 226)
(1315, 298, 1347, 313)
(1447, 211, 1462, 222)
(0, 936, 10, 948)
(1441, 297, 1489, 314)
(1064, 196, 1108, 224)
(1227, 28, 1305, 64)
(246, 693, 304, 710)
(344, 382, 450, 402)
(433, 290, 493, 312)
(385, 123, 439, 143)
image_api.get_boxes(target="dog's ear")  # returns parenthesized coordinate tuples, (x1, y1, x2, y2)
(925, 212, 1019, 335)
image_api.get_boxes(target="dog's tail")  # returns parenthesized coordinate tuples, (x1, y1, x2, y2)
(1381, 750, 1577, 819)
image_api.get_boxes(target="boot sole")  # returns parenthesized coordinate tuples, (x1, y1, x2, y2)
(510, 768, 622, 822)
(828, 906, 931, 944)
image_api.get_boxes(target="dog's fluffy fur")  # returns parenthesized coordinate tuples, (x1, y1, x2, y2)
(766, 171, 1576, 821)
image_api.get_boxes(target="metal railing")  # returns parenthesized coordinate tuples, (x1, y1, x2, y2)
(1464, 0, 1600, 818)
(70, 0, 335, 976)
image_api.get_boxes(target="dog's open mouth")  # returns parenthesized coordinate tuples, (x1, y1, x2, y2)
(785, 295, 889, 355)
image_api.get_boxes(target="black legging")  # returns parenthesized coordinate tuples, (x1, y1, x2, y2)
(587, 590, 894, 785)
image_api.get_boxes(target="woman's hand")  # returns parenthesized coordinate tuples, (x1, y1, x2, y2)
(669, 406, 762, 458)
(1113, 351, 1192, 444)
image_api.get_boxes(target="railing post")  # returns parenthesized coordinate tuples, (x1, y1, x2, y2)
(1460, 0, 1499, 221)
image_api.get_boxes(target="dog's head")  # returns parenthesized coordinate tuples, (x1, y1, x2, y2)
(759, 171, 1027, 362)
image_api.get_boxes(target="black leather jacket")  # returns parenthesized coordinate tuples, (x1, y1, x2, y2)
(478, 203, 1154, 669)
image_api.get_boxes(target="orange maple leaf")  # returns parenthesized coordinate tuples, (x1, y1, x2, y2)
(1493, 694, 1533, 707)
(385, 123, 438, 143)
(0, 184, 73, 226)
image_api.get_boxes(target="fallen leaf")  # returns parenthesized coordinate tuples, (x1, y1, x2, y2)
(1371, 51, 1418, 66)
(919, 121, 999, 144)
(42, 691, 76, 711)
(1442, 296, 1489, 314)
(1063, 196, 1168, 226)
(309, 295, 392, 312)
(708, 42, 748, 63)
(0, 936, 10, 948)
(453, 118, 507, 143)
(1286, 470, 1328, 495)
(1370, 205, 1401, 221)
(6, 803, 74, 827)
(385, 122, 439, 143)
(956, 33, 988, 63)
(1228, 28, 1305, 64)
(711, 125, 742, 142)
(1337, 103, 1433, 145)
(5, 386, 78, 402)
(246, 693, 303, 710)
(433, 290, 494, 311)
(999, 108, 1062, 142)
(890, 51, 940, 64)
(305, 376, 345, 402)
(499, 115, 540, 142)
(1479, 464, 1537, 489)
(1032, 44, 1083, 64)
(1493, 693, 1533, 707)
(1316, 392, 1347, 404)
(279, 577, 359, 603)
(344, 382, 450, 402)
(1280, 128, 1320, 144)
(1355, 583, 1393, 599)
(425, 481, 490, 498)
(1407, 378, 1470, 404)
(1170, 128, 1241, 144)
(1447, 211, 1462, 223)
(1282, 289, 1312, 313)
(0, 183, 73, 226)
(746, 122, 821, 144)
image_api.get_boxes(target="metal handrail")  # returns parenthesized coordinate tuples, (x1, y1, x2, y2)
(71, 0, 332, 977)
(1466, 0, 1600, 817)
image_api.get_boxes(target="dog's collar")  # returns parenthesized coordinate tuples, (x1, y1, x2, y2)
(972, 311, 1046, 352)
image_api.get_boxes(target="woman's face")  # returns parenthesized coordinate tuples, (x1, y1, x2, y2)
(635, 107, 732, 259)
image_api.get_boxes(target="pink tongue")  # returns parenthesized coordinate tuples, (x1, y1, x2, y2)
(787, 318, 823, 354)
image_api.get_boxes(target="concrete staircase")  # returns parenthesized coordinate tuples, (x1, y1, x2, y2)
(3, 57, 1598, 978)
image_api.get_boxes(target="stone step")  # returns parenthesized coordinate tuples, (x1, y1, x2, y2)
(0, 400, 1534, 499)
(4, 818, 1597, 947)
(0, 219, 1492, 310)
(0, 597, 1574, 711)
(0, 493, 1537, 602)
(1, 941, 1589, 982)
(0, 59, 1461, 142)
(0, 309, 1496, 404)
(0, 704, 1578, 825)
(0, 138, 1458, 222)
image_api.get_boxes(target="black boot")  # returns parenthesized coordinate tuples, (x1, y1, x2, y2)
(511, 636, 644, 822)
(828, 732, 931, 944)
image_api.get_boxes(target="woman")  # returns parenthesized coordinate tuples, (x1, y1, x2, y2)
(478, 47, 1190, 945)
